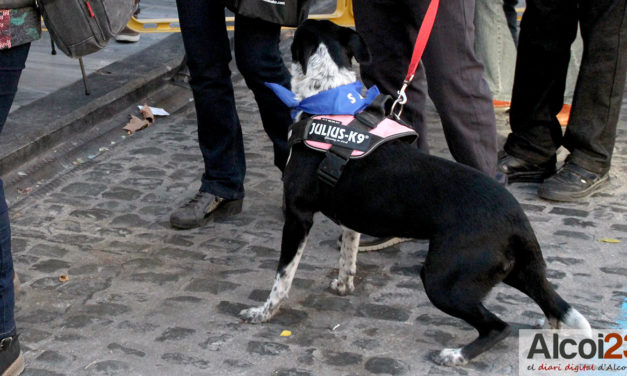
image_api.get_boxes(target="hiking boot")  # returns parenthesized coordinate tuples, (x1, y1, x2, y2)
(115, 26, 140, 43)
(338, 234, 410, 252)
(538, 162, 609, 202)
(0, 335, 24, 376)
(497, 151, 556, 183)
(170, 191, 243, 229)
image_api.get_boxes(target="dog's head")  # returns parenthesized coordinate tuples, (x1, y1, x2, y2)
(291, 19, 371, 75)
(290, 20, 371, 100)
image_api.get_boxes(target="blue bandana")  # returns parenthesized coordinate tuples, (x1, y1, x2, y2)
(266, 81, 380, 120)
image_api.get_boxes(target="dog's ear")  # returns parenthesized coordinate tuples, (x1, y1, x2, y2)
(291, 29, 319, 75)
(342, 28, 371, 64)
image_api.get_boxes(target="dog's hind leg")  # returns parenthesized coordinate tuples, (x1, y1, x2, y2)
(503, 234, 592, 335)
(240, 209, 314, 323)
(421, 242, 512, 366)
(329, 228, 360, 295)
(423, 271, 512, 366)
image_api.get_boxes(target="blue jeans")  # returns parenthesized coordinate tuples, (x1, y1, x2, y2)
(505, 0, 627, 174)
(0, 43, 29, 338)
(475, 1, 581, 103)
(175, 0, 292, 200)
(474, 0, 518, 101)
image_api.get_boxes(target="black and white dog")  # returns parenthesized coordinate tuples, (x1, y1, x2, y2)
(239, 20, 591, 366)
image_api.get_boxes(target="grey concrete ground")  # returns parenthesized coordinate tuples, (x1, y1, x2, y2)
(2, 4, 626, 376)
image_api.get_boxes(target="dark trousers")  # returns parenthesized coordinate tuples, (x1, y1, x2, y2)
(0, 43, 28, 338)
(175, 0, 292, 200)
(505, 0, 627, 174)
(503, 0, 519, 45)
(353, 0, 498, 177)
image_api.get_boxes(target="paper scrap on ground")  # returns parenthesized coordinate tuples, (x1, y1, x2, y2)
(138, 105, 169, 117)
(123, 105, 157, 134)
(140, 105, 155, 124)
(599, 238, 621, 243)
(122, 114, 150, 134)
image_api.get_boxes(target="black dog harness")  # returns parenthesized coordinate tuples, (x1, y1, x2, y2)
(288, 95, 418, 186)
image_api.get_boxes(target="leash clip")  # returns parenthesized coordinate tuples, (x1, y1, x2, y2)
(391, 77, 412, 120)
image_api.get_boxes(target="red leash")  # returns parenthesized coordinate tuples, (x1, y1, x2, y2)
(391, 0, 440, 119)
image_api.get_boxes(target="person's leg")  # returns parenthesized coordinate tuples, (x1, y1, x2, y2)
(420, 0, 498, 177)
(537, 0, 627, 201)
(176, 0, 245, 200)
(353, 0, 430, 152)
(0, 44, 30, 133)
(474, 0, 517, 102)
(0, 43, 29, 375)
(171, 0, 245, 229)
(562, 0, 627, 174)
(233, 15, 292, 171)
(502, 0, 519, 45)
(504, 0, 578, 165)
(350, 0, 420, 250)
(0, 180, 15, 340)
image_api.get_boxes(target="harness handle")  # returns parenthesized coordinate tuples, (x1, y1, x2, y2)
(391, 0, 440, 120)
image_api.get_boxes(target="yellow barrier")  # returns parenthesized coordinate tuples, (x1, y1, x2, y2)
(126, 0, 355, 33)
(127, 16, 180, 33)
(308, 0, 354, 27)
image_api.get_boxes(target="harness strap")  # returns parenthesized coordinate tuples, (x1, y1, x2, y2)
(287, 118, 310, 147)
(356, 94, 390, 127)
(317, 145, 353, 187)
(317, 94, 391, 186)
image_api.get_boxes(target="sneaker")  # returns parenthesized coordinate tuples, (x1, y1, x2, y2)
(115, 26, 140, 43)
(538, 162, 609, 202)
(497, 151, 556, 183)
(170, 191, 243, 229)
(337, 234, 410, 252)
(0, 335, 24, 376)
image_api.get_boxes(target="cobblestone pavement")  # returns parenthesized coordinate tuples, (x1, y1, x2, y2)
(7, 34, 627, 376)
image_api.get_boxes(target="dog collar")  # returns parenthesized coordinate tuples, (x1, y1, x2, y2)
(265, 81, 380, 120)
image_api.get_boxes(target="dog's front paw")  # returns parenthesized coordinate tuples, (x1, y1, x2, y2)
(433, 348, 467, 367)
(239, 306, 271, 323)
(329, 278, 354, 296)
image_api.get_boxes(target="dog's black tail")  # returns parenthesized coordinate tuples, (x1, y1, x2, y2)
(504, 230, 592, 335)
